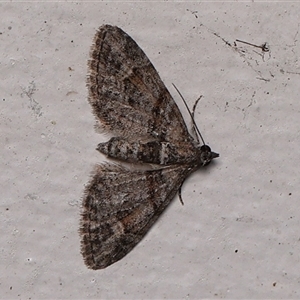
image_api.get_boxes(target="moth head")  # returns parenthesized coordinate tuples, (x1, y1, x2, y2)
(199, 145, 219, 166)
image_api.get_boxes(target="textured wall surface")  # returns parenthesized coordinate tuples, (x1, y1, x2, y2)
(1, 2, 299, 299)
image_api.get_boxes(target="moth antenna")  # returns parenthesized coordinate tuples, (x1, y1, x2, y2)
(172, 83, 206, 145)
(191, 96, 202, 144)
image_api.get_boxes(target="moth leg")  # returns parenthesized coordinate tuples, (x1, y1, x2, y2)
(191, 96, 202, 144)
(178, 183, 185, 206)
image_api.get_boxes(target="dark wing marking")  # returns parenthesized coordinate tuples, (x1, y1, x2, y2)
(80, 163, 191, 269)
(87, 24, 194, 145)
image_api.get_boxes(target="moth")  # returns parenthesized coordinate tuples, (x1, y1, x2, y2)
(80, 24, 219, 270)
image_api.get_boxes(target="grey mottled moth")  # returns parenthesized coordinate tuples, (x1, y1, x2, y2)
(80, 24, 219, 270)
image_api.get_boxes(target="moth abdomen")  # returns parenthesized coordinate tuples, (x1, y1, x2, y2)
(97, 137, 193, 165)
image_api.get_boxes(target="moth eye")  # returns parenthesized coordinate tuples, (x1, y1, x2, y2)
(200, 145, 211, 152)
